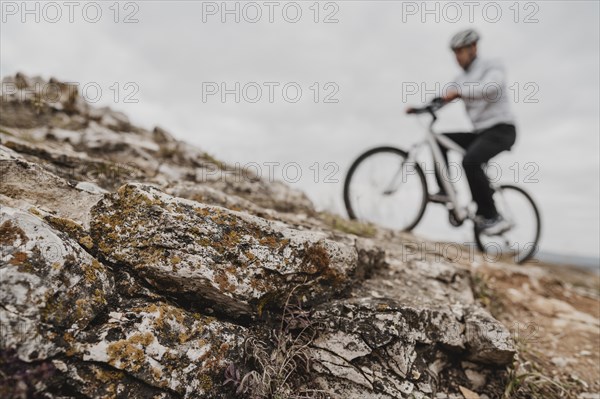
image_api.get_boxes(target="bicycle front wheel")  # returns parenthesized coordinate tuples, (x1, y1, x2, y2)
(474, 185, 541, 264)
(344, 147, 428, 231)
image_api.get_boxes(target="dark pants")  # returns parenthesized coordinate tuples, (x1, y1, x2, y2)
(435, 123, 517, 218)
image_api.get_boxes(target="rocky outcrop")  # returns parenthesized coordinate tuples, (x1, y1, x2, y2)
(1, 73, 516, 398)
(72, 298, 245, 397)
(0, 145, 105, 227)
(1, 207, 114, 362)
(89, 183, 364, 320)
(304, 250, 514, 398)
(0, 207, 247, 398)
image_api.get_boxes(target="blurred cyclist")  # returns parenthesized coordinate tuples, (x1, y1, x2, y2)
(430, 29, 516, 235)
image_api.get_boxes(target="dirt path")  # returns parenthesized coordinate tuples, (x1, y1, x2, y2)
(471, 259, 600, 398)
(373, 229, 599, 398)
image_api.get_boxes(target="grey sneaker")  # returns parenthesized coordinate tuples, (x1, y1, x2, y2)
(477, 215, 512, 236)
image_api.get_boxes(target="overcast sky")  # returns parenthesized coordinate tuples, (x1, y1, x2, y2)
(2, 0, 599, 260)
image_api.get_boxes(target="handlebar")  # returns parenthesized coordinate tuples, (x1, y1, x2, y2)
(406, 97, 447, 119)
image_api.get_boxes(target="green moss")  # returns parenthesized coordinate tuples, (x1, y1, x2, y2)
(129, 332, 155, 346)
(256, 292, 278, 317)
(471, 272, 505, 318)
(82, 260, 104, 284)
(45, 216, 84, 241)
(134, 303, 186, 330)
(197, 237, 212, 247)
(198, 374, 213, 391)
(75, 298, 89, 320)
(201, 152, 226, 170)
(79, 235, 94, 249)
(93, 367, 125, 384)
(0, 127, 15, 136)
(93, 288, 107, 306)
(40, 291, 70, 325)
(107, 340, 146, 372)
(63, 332, 77, 357)
(376, 303, 389, 311)
(319, 212, 377, 238)
(222, 230, 241, 247)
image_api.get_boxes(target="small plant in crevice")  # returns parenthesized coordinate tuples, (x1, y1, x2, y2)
(470, 272, 505, 318)
(223, 362, 244, 395)
(318, 212, 376, 238)
(223, 284, 331, 399)
(502, 346, 584, 399)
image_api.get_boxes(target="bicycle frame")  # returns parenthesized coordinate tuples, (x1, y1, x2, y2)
(405, 115, 471, 222)
(345, 100, 540, 262)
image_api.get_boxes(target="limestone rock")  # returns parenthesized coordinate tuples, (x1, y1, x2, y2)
(0, 145, 104, 228)
(0, 73, 523, 398)
(464, 306, 516, 365)
(90, 183, 360, 319)
(0, 207, 114, 361)
(73, 298, 245, 398)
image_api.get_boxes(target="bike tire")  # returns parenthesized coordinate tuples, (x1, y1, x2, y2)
(473, 184, 541, 264)
(343, 146, 428, 232)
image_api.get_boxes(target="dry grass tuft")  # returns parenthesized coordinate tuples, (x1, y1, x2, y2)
(223, 284, 331, 399)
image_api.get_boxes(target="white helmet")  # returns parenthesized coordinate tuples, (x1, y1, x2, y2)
(449, 29, 480, 50)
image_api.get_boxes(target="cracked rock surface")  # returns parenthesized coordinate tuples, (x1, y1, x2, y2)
(1, 73, 516, 398)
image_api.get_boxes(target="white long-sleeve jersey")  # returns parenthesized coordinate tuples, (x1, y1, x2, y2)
(451, 57, 516, 131)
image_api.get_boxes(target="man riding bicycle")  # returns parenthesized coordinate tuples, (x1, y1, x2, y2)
(424, 29, 516, 235)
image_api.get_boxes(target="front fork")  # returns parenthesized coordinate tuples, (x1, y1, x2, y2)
(382, 145, 420, 195)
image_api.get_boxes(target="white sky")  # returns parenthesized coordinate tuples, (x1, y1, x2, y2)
(2, 0, 599, 259)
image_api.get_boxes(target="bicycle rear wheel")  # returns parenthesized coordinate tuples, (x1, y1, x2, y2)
(343, 147, 428, 231)
(474, 185, 541, 264)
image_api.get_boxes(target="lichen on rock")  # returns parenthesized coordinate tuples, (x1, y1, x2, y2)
(0, 73, 521, 398)
(90, 183, 359, 319)
(0, 207, 114, 361)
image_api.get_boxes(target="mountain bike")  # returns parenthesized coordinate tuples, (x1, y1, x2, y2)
(343, 98, 541, 264)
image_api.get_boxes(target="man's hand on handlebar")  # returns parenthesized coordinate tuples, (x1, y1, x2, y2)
(441, 90, 461, 102)
(406, 92, 461, 115)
